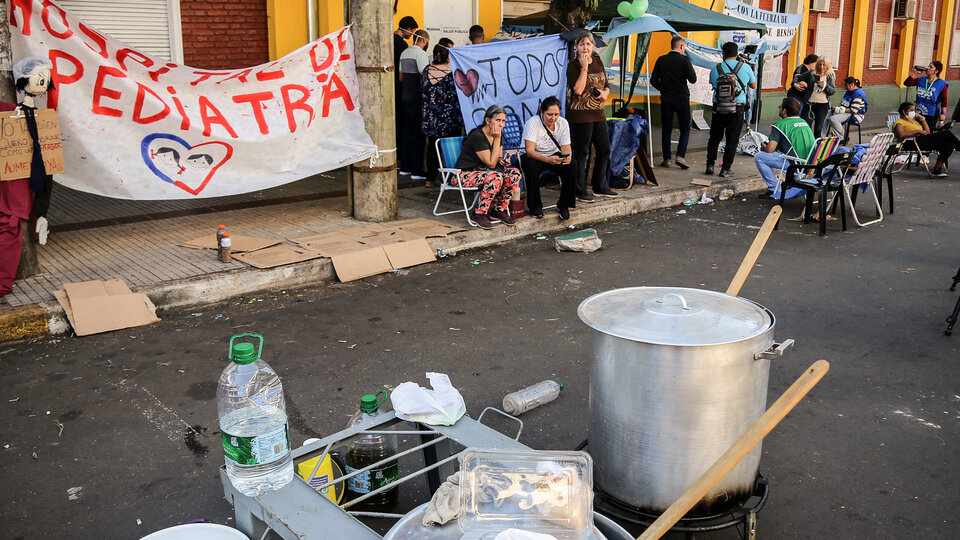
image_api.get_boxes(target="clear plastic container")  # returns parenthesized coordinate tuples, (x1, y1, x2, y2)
(502, 380, 564, 415)
(459, 449, 594, 539)
(218, 333, 293, 497)
(344, 390, 399, 507)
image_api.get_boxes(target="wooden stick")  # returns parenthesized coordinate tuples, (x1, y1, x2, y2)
(638, 360, 830, 540)
(726, 206, 783, 296)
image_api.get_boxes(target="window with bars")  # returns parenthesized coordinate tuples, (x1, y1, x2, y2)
(56, 0, 183, 63)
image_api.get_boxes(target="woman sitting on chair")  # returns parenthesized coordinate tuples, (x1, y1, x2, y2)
(520, 96, 577, 221)
(893, 101, 960, 178)
(454, 104, 523, 229)
(826, 77, 867, 143)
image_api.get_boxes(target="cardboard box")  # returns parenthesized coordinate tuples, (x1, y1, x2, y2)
(0, 109, 65, 181)
(54, 279, 160, 336)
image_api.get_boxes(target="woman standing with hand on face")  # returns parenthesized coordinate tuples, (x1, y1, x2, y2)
(567, 31, 617, 202)
(453, 105, 523, 229)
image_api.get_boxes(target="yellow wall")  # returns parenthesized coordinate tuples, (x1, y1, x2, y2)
(938, 0, 956, 72)
(267, 0, 502, 61)
(895, 19, 916, 87)
(785, 3, 810, 86)
(848, 0, 871, 80)
(268, 0, 310, 60)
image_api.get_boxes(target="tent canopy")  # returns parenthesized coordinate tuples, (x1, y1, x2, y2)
(508, 0, 767, 34)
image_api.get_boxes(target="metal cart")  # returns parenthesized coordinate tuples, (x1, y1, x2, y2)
(221, 408, 527, 539)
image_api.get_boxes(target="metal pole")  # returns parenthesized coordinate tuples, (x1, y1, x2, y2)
(307, 0, 318, 42)
(646, 55, 653, 160)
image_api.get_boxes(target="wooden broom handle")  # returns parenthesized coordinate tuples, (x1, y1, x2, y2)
(726, 206, 782, 296)
(638, 360, 830, 540)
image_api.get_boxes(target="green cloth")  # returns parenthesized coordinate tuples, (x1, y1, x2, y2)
(770, 117, 815, 160)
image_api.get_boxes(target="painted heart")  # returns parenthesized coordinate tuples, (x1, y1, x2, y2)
(140, 133, 233, 195)
(454, 69, 480, 97)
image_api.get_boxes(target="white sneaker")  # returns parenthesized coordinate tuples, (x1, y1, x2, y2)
(398, 170, 412, 176)
(411, 175, 426, 180)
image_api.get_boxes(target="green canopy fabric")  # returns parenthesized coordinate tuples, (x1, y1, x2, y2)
(509, 0, 767, 34)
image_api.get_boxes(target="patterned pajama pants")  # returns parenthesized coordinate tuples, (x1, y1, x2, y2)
(455, 168, 521, 215)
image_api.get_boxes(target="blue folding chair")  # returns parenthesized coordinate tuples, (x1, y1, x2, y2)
(432, 136, 481, 226)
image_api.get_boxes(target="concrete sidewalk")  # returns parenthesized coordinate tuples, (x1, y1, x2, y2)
(0, 112, 896, 342)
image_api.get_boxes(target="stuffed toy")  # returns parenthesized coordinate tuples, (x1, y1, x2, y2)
(13, 57, 56, 245)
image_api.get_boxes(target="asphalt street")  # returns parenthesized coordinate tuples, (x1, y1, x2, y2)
(1, 172, 958, 539)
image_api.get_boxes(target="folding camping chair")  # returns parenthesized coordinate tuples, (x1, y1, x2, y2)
(886, 113, 934, 177)
(773, 135, 841, 225)
(432, 136, 481, 226)
(814, 132, 896, 235)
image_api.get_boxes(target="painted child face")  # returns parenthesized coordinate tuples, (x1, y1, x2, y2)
(25, 68, 52, 95)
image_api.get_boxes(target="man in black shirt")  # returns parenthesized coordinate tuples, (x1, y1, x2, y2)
(393, 16, 418, 167)
(651, 35, 697, 169)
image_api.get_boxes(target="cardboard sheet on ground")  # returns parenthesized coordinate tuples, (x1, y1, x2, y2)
(233, 244, 324, 269)
(54, 279, 160, 336)
(180, 234, 281, 253)
(287, 219, 460, 281)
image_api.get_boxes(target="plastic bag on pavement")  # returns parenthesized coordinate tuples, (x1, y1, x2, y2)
(494, 530, 559, 540)
(390, 372, 466, 426)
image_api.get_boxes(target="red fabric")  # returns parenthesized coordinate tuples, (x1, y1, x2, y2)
(0, 213, 23, 298)
(0, 101, 15, 112)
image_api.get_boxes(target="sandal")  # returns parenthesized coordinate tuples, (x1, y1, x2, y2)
(810, 212, 838, 222)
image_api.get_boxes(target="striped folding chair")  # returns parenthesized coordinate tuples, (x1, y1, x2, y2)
(432, 136, 481, 226)
(837, 132, 895, 229)
(775, 136, 841, 225)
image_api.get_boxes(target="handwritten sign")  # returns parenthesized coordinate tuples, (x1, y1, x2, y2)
(9, 0, 375, 199)
(0, 109, 65, 181)
(449, 35, 568, 132)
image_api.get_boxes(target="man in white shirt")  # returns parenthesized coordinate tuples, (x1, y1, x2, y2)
(519, 96, 577, 220)
(398, 30, 430, 179)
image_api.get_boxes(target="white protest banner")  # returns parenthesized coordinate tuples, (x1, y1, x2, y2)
(449, 35, 568, 132)
(9, 0, 376, 199)
(719, 0, 802, 55)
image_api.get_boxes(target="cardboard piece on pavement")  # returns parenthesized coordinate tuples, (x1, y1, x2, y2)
(233, 244, 323, 269)
(54, 279, 160, 336)
(392, 218, 467, 237)
(383, 239, 436, 269)
(0, 109, 65, 181)
(690, 178, 713, 187)
(331, 247, 394, 282)
(180, 234, 281, 253)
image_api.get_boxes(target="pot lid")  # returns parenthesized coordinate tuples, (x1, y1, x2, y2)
(578, 287, 773, 346)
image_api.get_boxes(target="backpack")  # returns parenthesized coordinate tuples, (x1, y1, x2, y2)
(714, 60, 745, 114)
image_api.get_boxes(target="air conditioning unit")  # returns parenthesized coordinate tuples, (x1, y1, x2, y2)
(894, 0, 917, 19)
(810, 0, 830, 12)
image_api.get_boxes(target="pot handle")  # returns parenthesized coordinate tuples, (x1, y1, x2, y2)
(657, 292, 691, 310)
(754, 339, 795, 360)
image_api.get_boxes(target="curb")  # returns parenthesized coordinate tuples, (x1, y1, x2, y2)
(1, 174, 765, 343)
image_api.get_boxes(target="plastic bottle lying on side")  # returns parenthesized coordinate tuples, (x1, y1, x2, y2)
(502, 380, 564, 416)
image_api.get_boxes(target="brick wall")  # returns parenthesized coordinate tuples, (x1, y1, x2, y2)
(180, 0, 269, 69)
(862, 0, 898, 87)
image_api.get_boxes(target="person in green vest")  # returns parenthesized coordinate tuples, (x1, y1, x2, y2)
(754, 97, 815, 199)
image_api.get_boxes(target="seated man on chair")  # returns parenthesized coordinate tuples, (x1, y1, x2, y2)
(754, 97, 815, 199)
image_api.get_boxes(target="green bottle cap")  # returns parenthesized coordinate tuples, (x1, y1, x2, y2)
(557, 381, 565, 390)
(359, 394, 379, 413)
(231, 342, 257, 364)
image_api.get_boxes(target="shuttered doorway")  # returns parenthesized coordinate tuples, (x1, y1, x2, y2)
(57, 0, 184, 63)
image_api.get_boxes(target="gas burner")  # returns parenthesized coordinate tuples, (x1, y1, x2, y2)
(594, 473, 769, 540)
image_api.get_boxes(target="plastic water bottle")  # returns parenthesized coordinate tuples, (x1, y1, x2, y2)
(216, 224, 226, 260)
(220, 233, 232, 263)
(502, 380, 564, 416)
(218, 334, 293, 496)
(344, 391, 399, 507)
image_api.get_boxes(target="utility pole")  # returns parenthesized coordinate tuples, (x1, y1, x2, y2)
(0, 3, 39, 278)
(350, 0, 398, 222)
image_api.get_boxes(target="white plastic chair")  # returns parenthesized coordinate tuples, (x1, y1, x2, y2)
(432, 136, 480, 227)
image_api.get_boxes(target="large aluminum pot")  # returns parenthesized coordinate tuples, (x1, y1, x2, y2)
(578, 287, 791, 515)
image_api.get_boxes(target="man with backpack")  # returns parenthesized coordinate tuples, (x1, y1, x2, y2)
(705, 42, 757, 177)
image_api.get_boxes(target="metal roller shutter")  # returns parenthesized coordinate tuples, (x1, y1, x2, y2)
(56, 0, 183, 62)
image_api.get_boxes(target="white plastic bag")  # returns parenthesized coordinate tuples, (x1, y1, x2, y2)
(390, 372, 466, 426)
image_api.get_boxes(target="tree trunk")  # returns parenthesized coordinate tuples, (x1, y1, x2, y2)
(0, 3, 38, 279)
(546, 0, 593, 34)
(350, 0, 398, 222)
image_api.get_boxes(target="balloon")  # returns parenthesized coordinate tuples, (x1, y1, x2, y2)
(629, 0, 644, 19)
(635, 0, 649, 17)
(617, 1, 631, 17)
